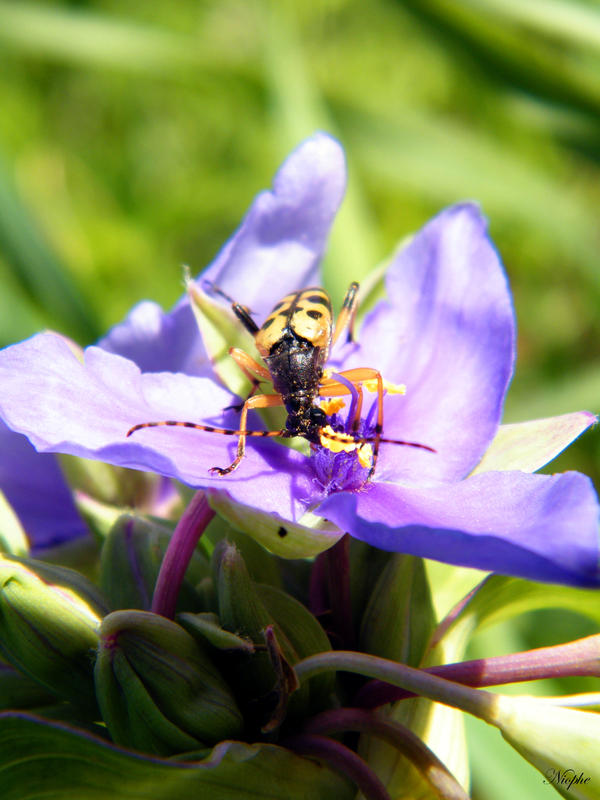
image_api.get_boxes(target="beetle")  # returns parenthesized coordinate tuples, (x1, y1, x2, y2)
(126, 281, 434, 476)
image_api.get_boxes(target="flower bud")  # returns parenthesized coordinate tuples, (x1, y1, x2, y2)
(256, 583, 334, 712)
(359, 554, 435, 664)
(215, 542, 333, 722)
(214, 541, 280, 705)
(0, 491, 29, 557)
(493, 694, 600, 795)
(100, 514, 208, 612)
(0, 556, 101, 713)
(95, 610, 243, 755)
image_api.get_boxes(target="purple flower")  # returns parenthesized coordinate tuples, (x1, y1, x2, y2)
(0, 133, 597, 585)
(0, 421, 87, 550)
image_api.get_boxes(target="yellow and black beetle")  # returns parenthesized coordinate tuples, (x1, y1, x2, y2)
(127, 282, 434, 476)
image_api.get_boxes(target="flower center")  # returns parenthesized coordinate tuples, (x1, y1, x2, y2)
(310, 373, 406, 495)
(311, 400, 378, 495)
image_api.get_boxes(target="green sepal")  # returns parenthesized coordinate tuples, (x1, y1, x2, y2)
(186, 276, 259, 397)
(359, 554, 436, 665)
(215, 525, 284, 588)
(97, 647, 204, 754)
(0, 491, 29, 557)
(178, 611, 255, 653)
(0, 712, 353, 800)
(100, 514, 208, 612)
(215, 543, 317, 720)
(208, 489, 343, 559)
(472, 411, 596, 474)
(214, 541, 281, 702)
(493, 697, 600, 799)
(256, 582, 334, 711)
(0, 557, 100, 714)
(95, 610, 243, 754)
(215, 541, 273, 639)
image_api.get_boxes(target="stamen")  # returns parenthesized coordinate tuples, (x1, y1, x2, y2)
(319, 426, 357, 454)
(327, 372, 362, 428)
(320, 398, 346, 415)
(363, 378, 406, 395)
(356, 443, 373, 469)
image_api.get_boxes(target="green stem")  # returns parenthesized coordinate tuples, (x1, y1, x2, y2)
(295, 650, 497, 722)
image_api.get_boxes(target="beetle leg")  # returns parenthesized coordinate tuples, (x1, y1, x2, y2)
(209, 393, 285, 476)
(320, 366, 384, 475)
(226, 347, 272, 410)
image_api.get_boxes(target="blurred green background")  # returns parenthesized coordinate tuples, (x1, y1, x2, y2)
(0, 1, 598, 794)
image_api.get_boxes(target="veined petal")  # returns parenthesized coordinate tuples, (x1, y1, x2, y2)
(472, 411, 597, 474)
(201, 132, 346, 316)
(99, 133, 346, 376)
(0, 333, 323, 535)
(352, 204, 515, 483)
(0, 421, 87, 550)
(98, 300, 209, 377)
(317, 470, 600, 586)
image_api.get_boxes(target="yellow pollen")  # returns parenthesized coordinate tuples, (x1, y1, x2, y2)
(319, 425, 357, 454)
(363, 378, 406, 395)
(320, 398, 346, 415)
(357, 443, 374, 469)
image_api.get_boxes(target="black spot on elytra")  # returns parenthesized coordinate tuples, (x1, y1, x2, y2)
(277, 526, 288, 538)
(306, 294, 330, 306)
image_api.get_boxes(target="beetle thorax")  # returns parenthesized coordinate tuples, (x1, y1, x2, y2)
(263, 332, 327, 443)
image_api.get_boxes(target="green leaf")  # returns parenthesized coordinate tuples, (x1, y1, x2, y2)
(0, 2, 213, 75)
(263, 4, 378, 305)
(359, 558, 467, 799)
(0, 712, 353, 800)
(437, 574, 600, 659)
(0, 151, 98, 343)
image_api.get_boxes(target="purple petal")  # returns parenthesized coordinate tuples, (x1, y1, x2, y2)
(201, 132, 346, 316)
(0, 421, 87, 550)
(0, 333, 316, 525)
(317, 471, 600, 586)
(346, 204, 515, 483)
(99, 133, 345, 373)
(98, 300, 209, 376)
